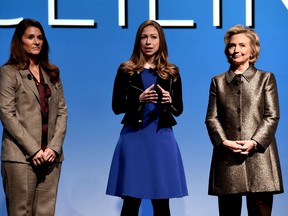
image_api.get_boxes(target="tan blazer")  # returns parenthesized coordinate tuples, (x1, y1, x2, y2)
(0, 64, 67, 163)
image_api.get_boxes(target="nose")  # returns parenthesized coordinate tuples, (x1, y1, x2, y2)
(34, 38, 40, 45)
(146, 37, 151, 45)
(234, 45, 240, 53)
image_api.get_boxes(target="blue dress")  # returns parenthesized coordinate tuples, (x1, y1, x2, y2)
(106, 69, 188, 199)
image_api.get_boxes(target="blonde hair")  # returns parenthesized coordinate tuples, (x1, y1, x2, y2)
(224, 24, 260, 64)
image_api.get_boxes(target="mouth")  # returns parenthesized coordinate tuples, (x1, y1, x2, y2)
(232, 54, 242, 58)
(145, 47, 153, 51)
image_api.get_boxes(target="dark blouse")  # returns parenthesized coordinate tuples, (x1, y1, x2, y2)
(31, 69, 51, 150)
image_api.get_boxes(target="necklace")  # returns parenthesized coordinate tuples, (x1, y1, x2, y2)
(29, 65, 41, 83)
(29, 65, 40, 76)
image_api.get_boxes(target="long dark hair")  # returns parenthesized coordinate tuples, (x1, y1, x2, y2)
(5, 18, 59, 83)
(121, 20, 179, 81)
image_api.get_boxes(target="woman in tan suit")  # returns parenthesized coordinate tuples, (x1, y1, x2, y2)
(0, 19, 68, 216)
(205, 25, 283, 216)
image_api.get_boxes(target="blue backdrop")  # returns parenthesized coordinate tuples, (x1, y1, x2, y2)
(0, 0, 287, 215)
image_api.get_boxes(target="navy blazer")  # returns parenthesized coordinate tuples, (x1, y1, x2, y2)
(112, 67, 183, 129)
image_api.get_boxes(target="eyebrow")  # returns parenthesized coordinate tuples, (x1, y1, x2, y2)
(25, 33, 43, 37)
(141, 33, 158, 36)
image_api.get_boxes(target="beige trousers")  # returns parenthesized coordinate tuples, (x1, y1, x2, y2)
(1, 162, 61, 216)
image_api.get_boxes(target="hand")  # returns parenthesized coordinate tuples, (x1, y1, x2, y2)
(236, 140, 257, 155)
(32, 149, 45, 166)
(43, 148, 56, 163)
(157, 84, 172, 104)
(139, 84, 158, 103)
(222, 140, 246, 153)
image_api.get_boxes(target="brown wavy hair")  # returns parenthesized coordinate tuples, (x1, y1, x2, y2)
(224, 24, 260, 64)
(5, 18, 59, 83)
(121, 20, 179, 81)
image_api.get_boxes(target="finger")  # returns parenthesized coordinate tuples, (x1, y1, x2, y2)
(156, 84, 165, 92)
(236, 140, 247, 145)
(162, 97, 171, 104)
(46, 155, 53, 162)
(50, 156, 55, 162)
(34, 158, 42, 166)
(232, 149, 242, 153)
(147, 90, 157, 97)
(146, 84, 155, 91)
(162, 93, 169, 99)
(235, 141, 243, 145)
(33, 160, 38, 166)
(43, 153, 49, 161)
(44, 152, 55, 162)
(146, 93, 157, 100)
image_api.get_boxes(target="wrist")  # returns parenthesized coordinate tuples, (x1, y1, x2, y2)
(252, 140, 257, 150)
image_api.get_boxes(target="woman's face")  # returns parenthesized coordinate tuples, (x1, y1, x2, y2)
(22, 26, 43, 57)
(227, 33, 252, 67)
(140, 25, 160, 60)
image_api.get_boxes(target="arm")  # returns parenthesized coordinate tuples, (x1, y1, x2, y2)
(112, 68, 129, 115)
(157, 75, 183, 117)
(205, 78, 246, 152)
(112, 67, 145, 115)
(205, 78, 228, 147)
(251, 73, 280, 150)
(0, 66, 40, 157)
(38, 79, 67, 165)
(46, 78, 68, 155)
(169, 75, 183, 116)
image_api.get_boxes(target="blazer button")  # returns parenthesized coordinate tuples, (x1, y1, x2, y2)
(237, 127, 241, 132)
(237, 90, 241, 95)
(237, 108, 241, 113)
(138, 119, 142, 123)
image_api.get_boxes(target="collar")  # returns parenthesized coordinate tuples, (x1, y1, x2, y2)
(225, 64, 257, 83)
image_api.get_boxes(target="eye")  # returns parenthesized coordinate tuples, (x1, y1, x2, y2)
(228, 44, 235, 49)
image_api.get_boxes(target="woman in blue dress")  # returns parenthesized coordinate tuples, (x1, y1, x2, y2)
(106, 20, 188, 216)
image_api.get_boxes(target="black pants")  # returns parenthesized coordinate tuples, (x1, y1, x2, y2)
(218, 193, 273, 216)
(120, 196, 170, 216)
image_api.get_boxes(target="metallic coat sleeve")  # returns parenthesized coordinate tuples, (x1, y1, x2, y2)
(205, 77, 228, 147)
(251, 72, 280, 150)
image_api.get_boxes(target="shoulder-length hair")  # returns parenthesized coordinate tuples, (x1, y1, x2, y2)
(5, 18, 59, 83)
(121, 20, 179, 81)
(224, 24, 260, 64)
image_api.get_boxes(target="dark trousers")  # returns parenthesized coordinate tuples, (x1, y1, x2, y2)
(218, 193, 273, 216)
(120, 196, 170, 216)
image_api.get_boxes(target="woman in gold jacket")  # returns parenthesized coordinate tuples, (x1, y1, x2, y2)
(205, 25, 283, 216)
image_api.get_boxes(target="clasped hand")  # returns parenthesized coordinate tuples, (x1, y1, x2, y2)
(32, 148, 56, 166)
(139, 84, 172, 104)
(223, 140, 256, 155)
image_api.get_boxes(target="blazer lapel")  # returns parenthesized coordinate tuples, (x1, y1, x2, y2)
(42, 69, 58, 115)
(42, 69, 52, 88)
(19, 69, 40, 101)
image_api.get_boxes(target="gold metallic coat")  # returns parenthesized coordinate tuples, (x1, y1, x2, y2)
(205, 65, 283, 195)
